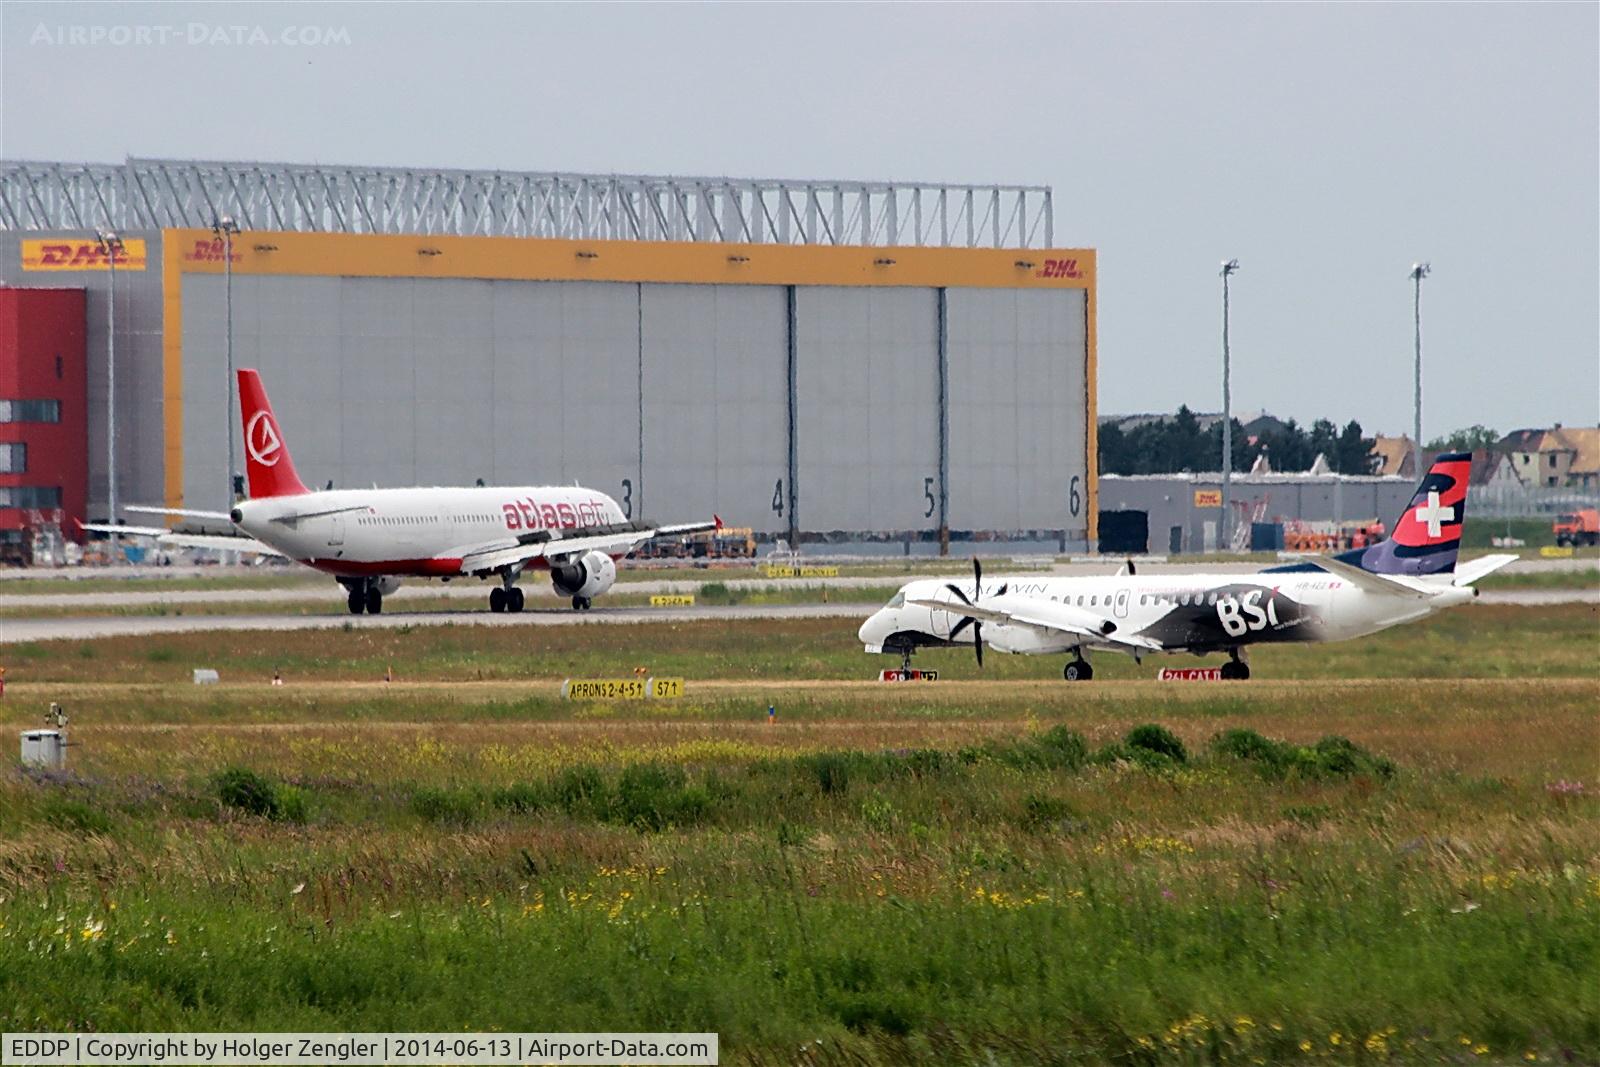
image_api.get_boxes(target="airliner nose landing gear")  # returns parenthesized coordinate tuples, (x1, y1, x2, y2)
(1219, 649, 1251, 680)
(571, 596, 592, 611)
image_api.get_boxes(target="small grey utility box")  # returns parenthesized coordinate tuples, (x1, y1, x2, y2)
(21, 729, 66, 770)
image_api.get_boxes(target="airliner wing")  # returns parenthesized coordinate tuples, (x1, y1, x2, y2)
(124, 505, 235, 522)
(78, 522, 284, 557)
(453, 518, 721, 576)
(907, 595, 1163, 652)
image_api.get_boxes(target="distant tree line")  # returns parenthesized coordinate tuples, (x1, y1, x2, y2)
(1425, 425, 1499, 454)
(1098, 407, 1376, 476)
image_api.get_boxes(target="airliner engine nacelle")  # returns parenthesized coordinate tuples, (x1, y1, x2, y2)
(550, 551, 617, 599)
(373, 576, 403, 596)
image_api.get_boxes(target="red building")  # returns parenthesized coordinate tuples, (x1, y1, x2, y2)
(0, 287, 87, 553)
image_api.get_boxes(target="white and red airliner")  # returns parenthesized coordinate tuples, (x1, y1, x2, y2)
(84, 370, 719, 615)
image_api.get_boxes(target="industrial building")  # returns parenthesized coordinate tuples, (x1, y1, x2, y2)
(1098, 471, 1416, 556)
(0, 158, 1096, 552)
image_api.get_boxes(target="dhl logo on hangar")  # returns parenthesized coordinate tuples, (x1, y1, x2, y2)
(21, 238, 147, 272)
(1034, 257, 1083, 280)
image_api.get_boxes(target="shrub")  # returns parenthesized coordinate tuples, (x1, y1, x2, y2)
(1209, 729, 1396, 781)
(1017, 792, 1076, 832)
(410, 786, 478, 825)
(275, 785, 309, 824)
(214, 767, 282, 819)
(612, 764, 712, 831)
(491, 782, 551, 814)
(1126, 723, 1187, 764)
(803, 751, 856, 794)
(1212, 728, 1283, 767)
(1034, 725, 1090, 769)
(552, 765, 607, 817)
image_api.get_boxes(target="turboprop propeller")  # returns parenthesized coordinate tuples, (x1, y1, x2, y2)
(945, 557, 1006, 668)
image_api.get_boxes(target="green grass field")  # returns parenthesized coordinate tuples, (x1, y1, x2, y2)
(1, 606, 1596, 1063)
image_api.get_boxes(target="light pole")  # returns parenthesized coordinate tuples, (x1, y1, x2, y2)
(1409, 262, 1430, 472)
(213, 216, 241, 505)
(1220, 258, 1240, 553)
(95, 229, 125, 524)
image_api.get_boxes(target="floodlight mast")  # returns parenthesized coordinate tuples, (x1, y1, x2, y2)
(213, 216, 242, 504)
(1409, 262, 1430, 466)
(1220, 259, 1241, 553)
(94, 229, 125, 524)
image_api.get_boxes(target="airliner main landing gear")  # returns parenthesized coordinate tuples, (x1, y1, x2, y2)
(489, 572, 525, 614)
(1219, 649, 1251, 681)
(1063, 648, 1093, 682)
(343, 579, 383, 616)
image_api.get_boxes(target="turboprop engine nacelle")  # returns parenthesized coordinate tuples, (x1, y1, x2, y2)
(551, 550, 617, 599)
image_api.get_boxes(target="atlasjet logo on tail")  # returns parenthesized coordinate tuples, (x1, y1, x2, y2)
(246, 411, 283, 466)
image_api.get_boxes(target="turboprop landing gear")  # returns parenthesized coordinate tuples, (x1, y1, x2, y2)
(571, 595, 592, 611)
(1219, 649, 1250, 681)
(489, 571, 525, 613)
(1063, 650, 1093, 682)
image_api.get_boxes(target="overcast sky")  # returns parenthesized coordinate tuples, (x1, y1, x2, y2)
(3, 1, 1595, 438)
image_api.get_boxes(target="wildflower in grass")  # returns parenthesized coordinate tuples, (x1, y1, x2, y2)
(1299, 1041, 1313, 1053)
(1329, 1032, 1342, 1046)
(291, 883, 305, 895)
(1233, 1017, 1255, 1033)
(80, 918, 105, 941)
(1365, 1032, 1388, 1054)
(1474, 1045, 1489, 1056)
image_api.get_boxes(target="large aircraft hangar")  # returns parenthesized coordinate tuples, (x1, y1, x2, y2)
(0, 158, 1097, 548)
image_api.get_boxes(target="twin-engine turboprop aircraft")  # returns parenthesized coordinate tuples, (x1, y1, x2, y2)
(83, 370, 719, 615)
(859, 453, 1515, 680)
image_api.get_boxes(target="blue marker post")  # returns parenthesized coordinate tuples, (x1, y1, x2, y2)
(767, 704, 776, 726)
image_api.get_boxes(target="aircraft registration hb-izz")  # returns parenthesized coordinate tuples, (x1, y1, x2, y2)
(859, 453, 1516, 681)
(83, 370, 719, 615)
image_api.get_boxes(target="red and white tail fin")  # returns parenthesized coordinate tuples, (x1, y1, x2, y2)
(237, 369, 310, 499)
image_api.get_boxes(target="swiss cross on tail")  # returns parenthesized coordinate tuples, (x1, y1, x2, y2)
(1326, 451, 1472, 577)
(236, 370, 310, 499)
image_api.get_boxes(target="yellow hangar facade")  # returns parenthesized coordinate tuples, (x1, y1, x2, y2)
(3, 159, 1097, 549)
